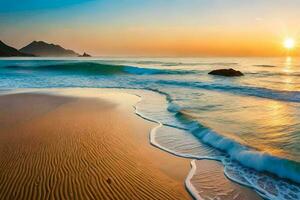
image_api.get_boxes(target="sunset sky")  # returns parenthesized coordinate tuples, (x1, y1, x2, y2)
(1, 0, 300, 56)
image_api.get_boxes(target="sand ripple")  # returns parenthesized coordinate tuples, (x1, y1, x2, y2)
(0, 94, 189, 200)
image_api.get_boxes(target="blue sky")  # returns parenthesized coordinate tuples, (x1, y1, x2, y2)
(1, 0, 300, 56)
(0, 0, 93, 12)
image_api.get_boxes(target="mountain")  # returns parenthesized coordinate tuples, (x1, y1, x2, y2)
(20, 41, 79, 57)
(0, 40, 34, 57)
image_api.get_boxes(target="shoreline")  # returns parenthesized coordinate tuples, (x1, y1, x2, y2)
(137, 103, 262, 200)
(0, 88, 263, 200)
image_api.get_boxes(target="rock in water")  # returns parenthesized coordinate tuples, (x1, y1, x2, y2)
(79, 52, 91, 57)
(208, 68, 244, 77)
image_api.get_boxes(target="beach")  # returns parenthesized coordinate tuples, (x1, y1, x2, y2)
(0, 88, 265, 200)
(2, 2, 300, 199)
(0, 90, 191, 199)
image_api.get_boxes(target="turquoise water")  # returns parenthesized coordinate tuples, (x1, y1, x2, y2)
(0, 57, 300, 199)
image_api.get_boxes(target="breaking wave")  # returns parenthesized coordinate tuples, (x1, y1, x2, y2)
(3, 62, 193, 75)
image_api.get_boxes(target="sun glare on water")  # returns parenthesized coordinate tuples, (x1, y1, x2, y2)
(284, 38, 295, 50)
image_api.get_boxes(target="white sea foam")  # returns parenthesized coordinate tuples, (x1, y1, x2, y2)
(130, 89, 300, 200)
(2, 57, 300, 200)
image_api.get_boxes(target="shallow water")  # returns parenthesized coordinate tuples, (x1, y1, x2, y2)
(0, 57, 300, 199)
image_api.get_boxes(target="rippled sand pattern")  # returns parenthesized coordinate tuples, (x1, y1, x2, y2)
(0, 93, 189, 200)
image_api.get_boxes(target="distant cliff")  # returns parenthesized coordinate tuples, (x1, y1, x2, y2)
(20, 41, 79, 57)
(0, 40, 34, 57)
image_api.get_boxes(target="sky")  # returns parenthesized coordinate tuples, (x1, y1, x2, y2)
(1, 0, 300, 57)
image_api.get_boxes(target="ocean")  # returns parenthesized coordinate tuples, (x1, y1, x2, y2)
(0, 57, 299, 199)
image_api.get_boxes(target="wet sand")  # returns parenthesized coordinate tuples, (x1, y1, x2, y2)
(0, 89, 263, 200)
(189, 160, 262, 200)
(0, 92, 191, 199)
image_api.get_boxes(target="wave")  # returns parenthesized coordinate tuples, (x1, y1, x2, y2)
(253, 64, 278, 68)
(132, 89, 300, 200)
(3, 62, 193, 76)
(161, 62, 238, 67)
(113, 60, 238, 67)
(192, 126, 300, 199)
(191, 126, 300, 183)
(249, 71, 300, 78)
(157, 79, 300, 103)
(168, 105, 300, 184)
(160, 97, 300, 199)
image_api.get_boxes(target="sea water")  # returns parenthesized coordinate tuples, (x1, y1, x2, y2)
(0, 57, 300, 199)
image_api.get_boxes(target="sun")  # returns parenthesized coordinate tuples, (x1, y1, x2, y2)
(284, 38, 295, 50)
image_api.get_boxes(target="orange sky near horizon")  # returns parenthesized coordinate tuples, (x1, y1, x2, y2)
(44, 26, 297, 57)
(1, 0, 300, 57)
